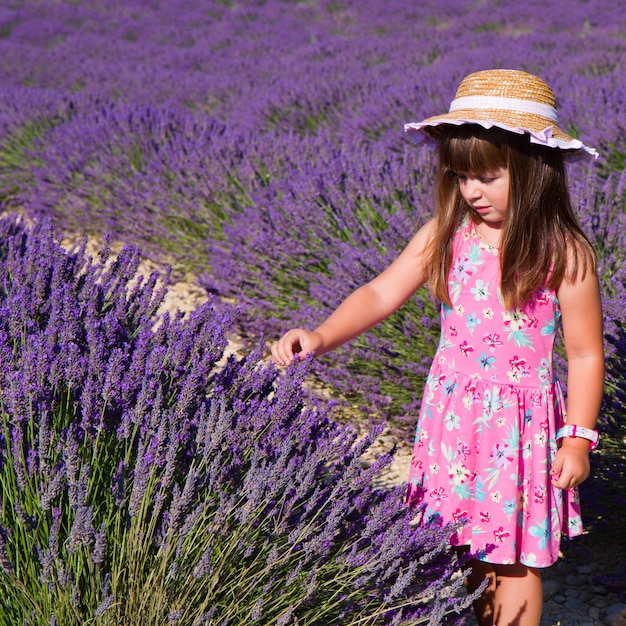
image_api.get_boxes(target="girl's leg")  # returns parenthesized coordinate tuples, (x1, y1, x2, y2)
(492, 562, 543, 626)
(465, 559, 543, 626)
(465, 558, 497, 626)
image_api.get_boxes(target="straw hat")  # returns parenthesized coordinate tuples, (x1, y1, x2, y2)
(405, 69, 598, 160)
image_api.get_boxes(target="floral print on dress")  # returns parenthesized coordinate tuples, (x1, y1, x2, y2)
(407, 216, 581, 568)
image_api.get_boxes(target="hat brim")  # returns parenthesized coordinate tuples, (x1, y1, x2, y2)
(405, 110, 598, 162)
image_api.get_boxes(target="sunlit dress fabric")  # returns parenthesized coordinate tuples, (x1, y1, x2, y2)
(406, 216, 582, 567)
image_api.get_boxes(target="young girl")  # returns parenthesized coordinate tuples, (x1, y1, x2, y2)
(271, 69, 604, 626)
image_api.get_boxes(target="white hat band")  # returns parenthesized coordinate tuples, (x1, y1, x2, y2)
(449, 96, 559, 123)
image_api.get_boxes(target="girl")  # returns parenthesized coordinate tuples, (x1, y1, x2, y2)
(271, 69, 604, 626)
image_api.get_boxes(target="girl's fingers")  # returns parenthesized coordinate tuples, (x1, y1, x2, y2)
(271, 341, 293, 366)
(271, 328, 321, 367)
(271, 330, 304, 366)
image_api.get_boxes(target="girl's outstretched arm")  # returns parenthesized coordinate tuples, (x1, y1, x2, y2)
(550, 250, 604, 490)
(271, 219, 436, 366)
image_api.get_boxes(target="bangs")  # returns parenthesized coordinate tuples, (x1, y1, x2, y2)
(439, 125, 511, 174)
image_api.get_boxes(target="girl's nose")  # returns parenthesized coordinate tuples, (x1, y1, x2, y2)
(461, 178, 482, 199)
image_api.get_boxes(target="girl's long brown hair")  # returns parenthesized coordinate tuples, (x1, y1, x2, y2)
(426, 125, 596, 310)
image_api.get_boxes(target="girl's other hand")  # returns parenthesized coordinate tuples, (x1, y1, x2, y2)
(549, 439, 591, 490)
(271, 328, 323, 367)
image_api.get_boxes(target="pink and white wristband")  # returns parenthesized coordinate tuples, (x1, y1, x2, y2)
(556, 425, 599, 450)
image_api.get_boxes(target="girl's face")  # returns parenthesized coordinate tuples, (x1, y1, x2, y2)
(455, 167, 510, 227)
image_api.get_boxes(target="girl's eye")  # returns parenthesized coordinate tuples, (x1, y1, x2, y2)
(453, 172, 499, 184)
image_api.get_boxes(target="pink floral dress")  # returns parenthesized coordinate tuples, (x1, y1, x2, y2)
(406, 216, 582, 567)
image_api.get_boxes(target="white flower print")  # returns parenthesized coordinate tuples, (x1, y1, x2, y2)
(502, 308, 528, 331)
(491, 490, 502, 503)
(507, 355, 531, 383)
(447, 462, 471, 485)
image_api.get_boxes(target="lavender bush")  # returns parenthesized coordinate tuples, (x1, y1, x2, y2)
(0, 214, 473, 625)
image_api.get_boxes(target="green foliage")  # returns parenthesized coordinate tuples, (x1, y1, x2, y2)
(0, 392, 112, 624)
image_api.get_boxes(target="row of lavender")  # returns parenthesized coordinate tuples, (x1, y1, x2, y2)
(0, 215, 472, 624)
(0, 0, 624, 432)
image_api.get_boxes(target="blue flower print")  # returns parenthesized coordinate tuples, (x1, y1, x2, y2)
(443, 378, 458, 396)
(473, 408, 493, 433)
(471, 279, 490, 301)
(466, 312, 481, 334)
(502, 497, 518, 519)
(529, 516, 551, 550)
(568, 516, 583, 535)
(474, 475, 486, 502)
(478, 351, 496, 371)
(444, 411, 461, 431)
(451, 480, 473, 500)
(507, 327, 534, 348)
(520, 552, 538, 567)
(522, 407, 533, 427)
(466, 243, 483, 265)
(483, 387, 504, 415)
(540, 317, 557, 337)
(427, 438, 436, 457)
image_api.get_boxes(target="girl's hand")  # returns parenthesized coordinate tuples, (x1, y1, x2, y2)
(271, 328, 323, 367)
(549, 439, 591, 490)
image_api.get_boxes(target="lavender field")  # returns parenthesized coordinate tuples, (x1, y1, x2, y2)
(0, 0, 624, 623)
